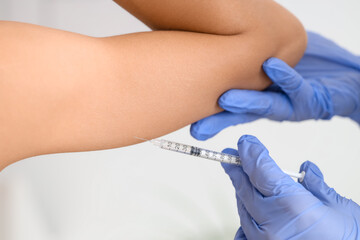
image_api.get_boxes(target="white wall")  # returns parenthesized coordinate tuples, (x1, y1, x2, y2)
(0, 0, 359, 239)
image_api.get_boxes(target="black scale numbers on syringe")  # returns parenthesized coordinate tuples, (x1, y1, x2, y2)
(135, 137, 305, 180)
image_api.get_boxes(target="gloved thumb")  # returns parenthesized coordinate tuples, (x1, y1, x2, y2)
(262, 58, 313, 108)
(237, 135, 296, 197)
(300, 161, 344, 208)
(262, 58, 304, 94)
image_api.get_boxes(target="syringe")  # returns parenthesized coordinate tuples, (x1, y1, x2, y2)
(137, 137, 305, 181)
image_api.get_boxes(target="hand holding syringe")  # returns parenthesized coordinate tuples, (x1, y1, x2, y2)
(136, 137, 305, 181)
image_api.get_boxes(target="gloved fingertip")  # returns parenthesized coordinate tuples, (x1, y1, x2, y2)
(218, 89, 248, 111)
(262, 58, 297, 83)
(221, 148, 239, 173)
(190, 132, 211, 141)
(238, 134, 256, 144)
(218, 90, 245, 114)
(299, 161, 340, 203)
(219, 89, 239, 103)
(190, 123, 213, 141)
(222, 148, 239, 155)
(300, 161, 324, 181)
(263, 57, 285, 67)
(218, 95, 239, 112)
(237, 135, 263, 150)
(219, 90, 273, 116)
(299, 160, 310, 172)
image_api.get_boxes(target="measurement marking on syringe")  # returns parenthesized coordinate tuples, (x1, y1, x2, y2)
(134, 137, 305, 181)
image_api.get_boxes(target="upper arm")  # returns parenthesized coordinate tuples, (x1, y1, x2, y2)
(0, 21, 106, 169)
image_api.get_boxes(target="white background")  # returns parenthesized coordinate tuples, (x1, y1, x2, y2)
(0, 0, 359, 239)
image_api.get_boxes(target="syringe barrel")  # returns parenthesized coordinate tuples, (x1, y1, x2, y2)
(195, 147, 241, 165)
(151, 138, 303, 180)
(153, 139, 193, 155)
(153, 139, 241, 165)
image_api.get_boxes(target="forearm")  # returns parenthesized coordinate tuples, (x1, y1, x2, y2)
(114, 0, 306, 67)
(0, 21, 290, 170)
(114, 0, 258, 34)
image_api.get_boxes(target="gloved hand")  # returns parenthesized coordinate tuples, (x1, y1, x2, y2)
(222, 135, 360, 240)
(191, 32, 360, 140)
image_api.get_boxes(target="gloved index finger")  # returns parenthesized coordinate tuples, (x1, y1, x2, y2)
(219, 89, 294, 121)
(263, 58, 312, 102)
(237, 135, 298, 197)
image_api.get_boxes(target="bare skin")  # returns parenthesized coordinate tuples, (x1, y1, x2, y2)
(0, 0, 306, 171)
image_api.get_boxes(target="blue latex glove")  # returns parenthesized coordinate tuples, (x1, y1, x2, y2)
(191, 32, 360, 140)
(223, 135, 360, 240)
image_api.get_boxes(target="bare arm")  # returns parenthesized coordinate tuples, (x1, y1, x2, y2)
(114, 0, 262, 34)
(0, 0, 306, 170)
(113, 0, 307, 67)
